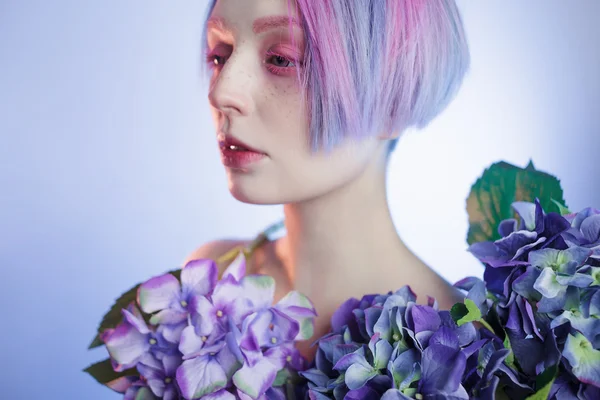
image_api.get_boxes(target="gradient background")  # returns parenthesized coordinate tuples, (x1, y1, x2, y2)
(1, 1, 599, 398)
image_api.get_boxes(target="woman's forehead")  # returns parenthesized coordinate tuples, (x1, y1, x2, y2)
(209, 0, 300, 33)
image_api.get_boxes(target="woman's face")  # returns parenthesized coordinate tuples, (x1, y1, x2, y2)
(206, 0, 387, 205)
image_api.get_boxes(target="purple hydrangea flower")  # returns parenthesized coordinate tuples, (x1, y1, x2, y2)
(137, 259, 219, 342)
(174, 261, 316, 399)
(461, 201, 600, 398)
(123, 380, 156, 400)
(300, 287, 485, 399)
(100, 251, 317, 400)
(562, 208, 600, 258)
(468, 199, 571, 270)
(101, 303, 179, 372)
(530, 246, 593, 313)
(137, 354, 181, 400)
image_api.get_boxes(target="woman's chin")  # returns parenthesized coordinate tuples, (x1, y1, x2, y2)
(227, 178, 280, 205)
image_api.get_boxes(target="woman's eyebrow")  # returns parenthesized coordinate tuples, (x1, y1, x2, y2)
(207, 15, 301, 35)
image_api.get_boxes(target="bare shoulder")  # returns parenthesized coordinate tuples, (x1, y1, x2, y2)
(182, 239, 250, 269)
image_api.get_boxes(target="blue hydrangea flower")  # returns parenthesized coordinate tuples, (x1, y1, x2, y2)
(300, 287, 483, 399)
(461, 201, 600, 397)
(469, 200, 571, 269)
(563, 208, 600, 258)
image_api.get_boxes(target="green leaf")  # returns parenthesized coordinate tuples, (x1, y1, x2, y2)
(551, 198, 571, 216)
(503, 334, 515, 366)
(450, 302, 469, 323)
(83, 358, 137, 385)
(88, 268, 182, 349)
(451, 299, 496, 334)
(525, 160, 536, 171)
(451, 299, 481, 326)
(466, 161, 567, 245)
(525, 364, 558, 400)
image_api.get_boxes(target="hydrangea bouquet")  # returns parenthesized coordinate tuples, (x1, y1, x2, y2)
(86, 161, 600, 399)
(86, 250, 316, 399)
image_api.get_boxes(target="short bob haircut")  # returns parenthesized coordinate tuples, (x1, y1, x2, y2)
(201, 0, 470, 153)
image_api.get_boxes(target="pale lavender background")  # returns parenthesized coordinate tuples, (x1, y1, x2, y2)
(1, 1, 599, 398)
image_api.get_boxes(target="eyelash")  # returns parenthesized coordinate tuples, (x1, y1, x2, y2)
(205, 48, 298, 76)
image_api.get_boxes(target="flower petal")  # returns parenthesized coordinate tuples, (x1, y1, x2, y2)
(331, 298, 360, 333)
(365, 307, 383, 338)
(202, 389, 237, 400)
(410, 305, 441, 333)
(124, 386, 156, 400)
(179, 325, 205, 358)
(105, 376, 137, 394)
(138, 274, 181, 314)
(512, 201, 538, 231)
(214, 276, 247, 322)
(122, 308, 151, 335)
(233, 357, 278, 399)
(300, 369, 330, 388)
(345, 386, 380, 399)
(420, 344, 466, 394)
(555, 272, 594, 288)
(149, 308, 187, 326)
(374, 338, 393, 370)
(276, 290, 316, 314)
(533, 268, 562, 298)
(222, 251, 247, 282)
(563, 332, 600, 386)
(241, 275, 276, 311)
(381, 389, 413, 400)
(551, 310, 600, 348)
(536, 288, 568, 313)
(190, 295, 217, 337)
(176, 355, 228, 399)
(389, 348, 420, 390)
(163, 386, 179, 400)
(429, 326, 459, 349)
(467, 242, 506, 262)
(581, 214, 600, 243)
(275, 291, 317, 341)
(181, 258, 218, 297)
(344, 359, 378, 390)
(103, 322, 149, 370)
(159, 321, 186, 344)
(216, 341, 242, 379)
(333, 350, 367, 372)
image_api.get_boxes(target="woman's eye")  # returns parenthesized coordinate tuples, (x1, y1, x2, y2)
(269, 55, 293, 68)
(205, 47, 298, 75)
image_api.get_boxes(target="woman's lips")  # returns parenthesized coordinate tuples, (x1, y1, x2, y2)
(219, 135, 263, 153)
(218, 135, 266, 169)
(220, 146, 266, 169)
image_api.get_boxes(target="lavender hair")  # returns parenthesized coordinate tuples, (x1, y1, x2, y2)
(200, 0, 470, 153)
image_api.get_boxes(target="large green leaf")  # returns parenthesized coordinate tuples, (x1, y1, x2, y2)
(83, 358, 137, 385)
(88, 268, 182, 349)
(466, 160, 567, 246)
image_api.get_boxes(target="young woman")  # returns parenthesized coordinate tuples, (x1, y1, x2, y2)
(184, 0, 471, 360)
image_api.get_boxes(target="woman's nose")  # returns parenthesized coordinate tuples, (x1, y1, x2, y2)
(207, 53, 255, 117)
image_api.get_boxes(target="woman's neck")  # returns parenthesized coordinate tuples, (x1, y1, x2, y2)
(273, 155, 460, 361)
(279, 156, 434, 313)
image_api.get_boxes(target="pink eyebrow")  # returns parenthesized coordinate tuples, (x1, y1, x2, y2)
(253, 15, 301, 34)
(207, 15, 301, 35)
